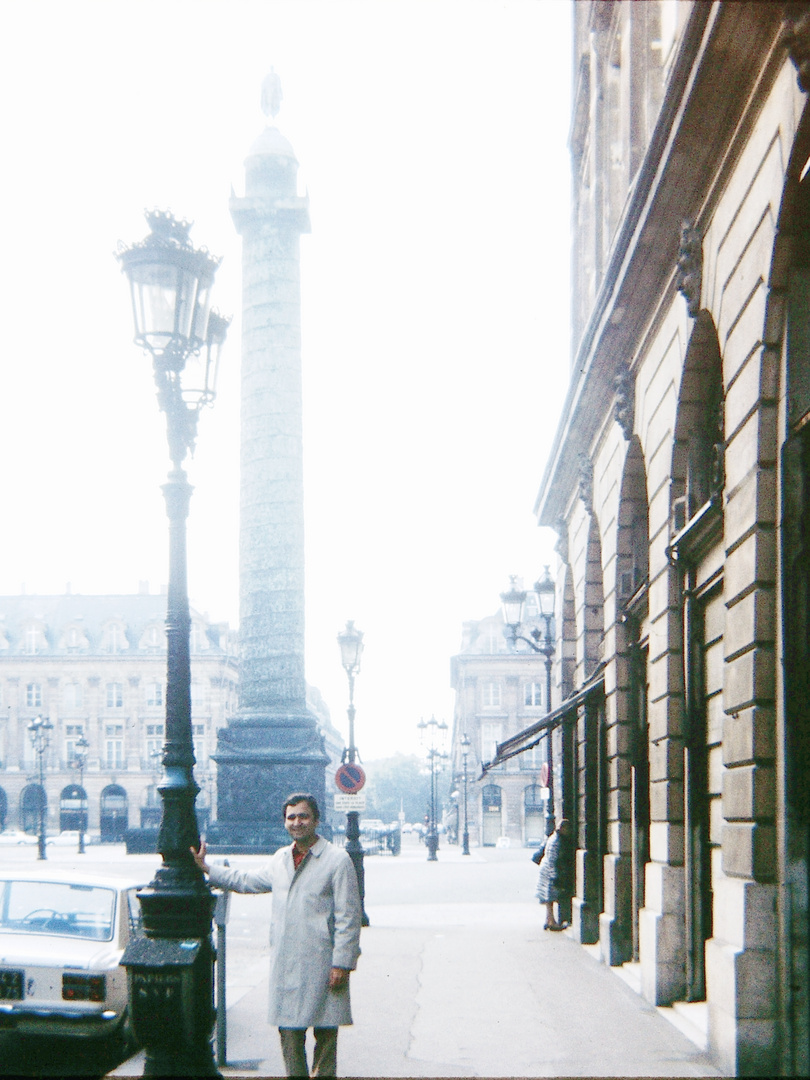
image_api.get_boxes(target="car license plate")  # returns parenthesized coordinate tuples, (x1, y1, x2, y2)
(0, 969, 23, 1000)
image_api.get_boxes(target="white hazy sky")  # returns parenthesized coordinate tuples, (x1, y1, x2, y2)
(0, 0, 572, 760)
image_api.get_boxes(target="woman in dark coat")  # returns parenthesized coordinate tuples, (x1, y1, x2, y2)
(535, 818, 573, 930)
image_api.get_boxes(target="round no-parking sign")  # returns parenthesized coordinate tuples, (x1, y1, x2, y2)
(335, 762, 366, 794)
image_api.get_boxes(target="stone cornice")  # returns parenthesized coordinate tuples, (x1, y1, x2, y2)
(535, 1, 786, 527)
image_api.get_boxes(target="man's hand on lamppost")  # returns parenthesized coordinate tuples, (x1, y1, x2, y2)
(329, 967, 350, 991)
(190, 840, 210, 874)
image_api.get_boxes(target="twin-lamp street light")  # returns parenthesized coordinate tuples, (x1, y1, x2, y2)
(500, 567, 557, 836)
(417, 715, 448, 861)
(71, 734, 90, 855)
(117, 209, 228, 1077)
(27, 715, 53, 861)
(337, 619, 369, 926)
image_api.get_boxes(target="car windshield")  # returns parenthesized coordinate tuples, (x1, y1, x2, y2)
(0, 880, 116, 941)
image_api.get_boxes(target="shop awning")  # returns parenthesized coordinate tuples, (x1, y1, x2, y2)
(480, 665, 605, 774)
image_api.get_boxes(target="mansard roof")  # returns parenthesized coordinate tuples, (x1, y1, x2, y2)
(0, 594, 233, 657)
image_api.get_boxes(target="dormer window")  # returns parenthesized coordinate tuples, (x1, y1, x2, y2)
(190, 623, 208, 653)
(139, 624, 166, 651)
(59, 624, 89, 651)
(22, 624, 46, 655)
(102, 623, 129, 654)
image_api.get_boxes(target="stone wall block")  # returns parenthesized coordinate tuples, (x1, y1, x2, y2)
(648, 649, 684, 705)
(722, 822, 777, 880)
(723, 646, 775, 713)
(724, 589, 775, 660)
(644, 859, 685, 916)
(724, 529, 776, 604)
(722, 763, 776, 821)
(725, 470, 777, 548)
(647, 568, 681, 623)
(650, 776, 684, 822)
(649, 821, 684, 864)
(722, 706, 775, 765)
(609, 755, 633, 792)
(712, 878, 777, 948)
(649, 737, 684, 782)
(724, 350, 768, 439)
(648, 695, 684, 742)
(639, 908, 686, 1005)
(606, 720, 633, 758)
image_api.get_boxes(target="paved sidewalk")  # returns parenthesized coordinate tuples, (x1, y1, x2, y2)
(112, 843, 723, 1078)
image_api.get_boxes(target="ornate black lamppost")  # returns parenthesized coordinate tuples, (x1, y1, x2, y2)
(460, 732, 471, 856)
(118, 209, 228, 1077)
(337, 620, 369, 926)
(72, 734, 89, 854)
(501, 567, 557, 835)
(418, 715, 448, 861)
(28, 716, 53, 861)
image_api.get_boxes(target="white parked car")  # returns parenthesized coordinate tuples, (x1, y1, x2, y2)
(0, 869, 146, 1047)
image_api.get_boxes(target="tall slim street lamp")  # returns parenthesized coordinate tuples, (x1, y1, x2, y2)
(460, 732, 471, 856)
(501, 567, 557, 835)
(418, 715, 448, 861)
(28, 716, 53, 861)
(337, 619, 369, 926)
(72, 734, 89, 854)
(118, 209, 228, 1077)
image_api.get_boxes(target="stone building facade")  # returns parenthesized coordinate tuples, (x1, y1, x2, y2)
(0, 592, 238, 839)
(450, 593, 552, 847)
(486, 3, 810, 1075)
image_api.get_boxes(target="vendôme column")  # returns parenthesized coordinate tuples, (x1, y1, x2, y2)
(211, 72, 327, 851)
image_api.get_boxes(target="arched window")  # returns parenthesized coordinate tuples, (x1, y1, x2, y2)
(20, 783, 45, 835)
(60, 784, 87, 832)
(100, 785, 128, 842)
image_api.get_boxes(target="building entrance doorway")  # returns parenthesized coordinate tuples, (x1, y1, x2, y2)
(60, 784, 88, 832)
(100, 784, 128, 842)
(20, 783, 45, 835)
(630, 641, 650, 962)
(683, 583, 721, 1001)
(524, 784, 545, 846)
(481, 784, 502, 846)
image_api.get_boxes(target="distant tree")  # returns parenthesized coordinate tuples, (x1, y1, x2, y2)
(360, 753, 443, 823)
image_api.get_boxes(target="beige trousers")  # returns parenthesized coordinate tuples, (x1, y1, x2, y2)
(278, 1026, 339, 1078)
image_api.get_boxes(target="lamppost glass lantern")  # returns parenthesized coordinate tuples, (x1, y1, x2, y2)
(534, 565, 555, 623)
(338, 619, 364, 676)
(500, 576, 527, 635)
(118, 210, 220, 363)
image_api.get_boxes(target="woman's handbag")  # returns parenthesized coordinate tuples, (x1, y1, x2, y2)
(531, 841, 545, 865)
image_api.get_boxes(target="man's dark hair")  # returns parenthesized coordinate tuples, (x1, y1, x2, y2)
(282, 792, 320, 823)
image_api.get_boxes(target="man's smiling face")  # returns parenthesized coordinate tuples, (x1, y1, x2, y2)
(284, 801, 318, 848)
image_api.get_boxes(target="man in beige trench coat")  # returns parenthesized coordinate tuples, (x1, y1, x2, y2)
(192, 793, 362, 1078)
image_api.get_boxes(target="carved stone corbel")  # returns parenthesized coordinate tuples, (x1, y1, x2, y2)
(677, 221, 703, 318)
(554, 515, 569, 563)
(783, 2, 810, 93)
(614, 363, 635, 441)
(578, 453, 593, 513)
